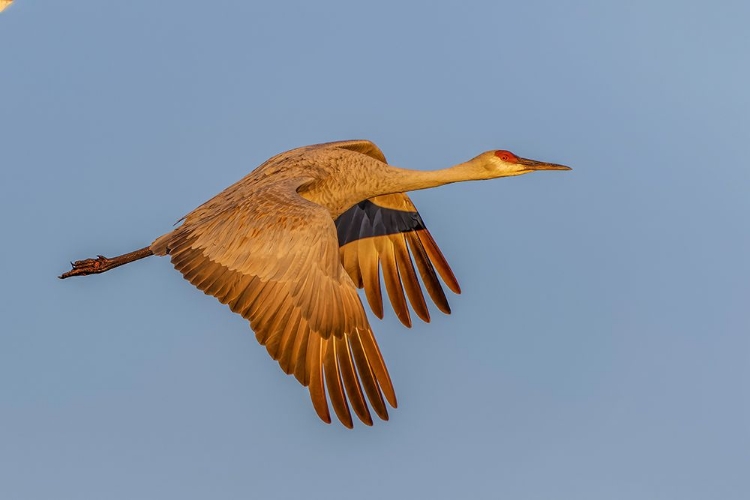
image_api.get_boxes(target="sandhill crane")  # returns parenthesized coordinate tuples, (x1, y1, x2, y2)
(60, 140, 570, 427)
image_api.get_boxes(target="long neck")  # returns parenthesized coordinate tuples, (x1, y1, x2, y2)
(369, 160, 491, 197)
(300, 157, 494, 219)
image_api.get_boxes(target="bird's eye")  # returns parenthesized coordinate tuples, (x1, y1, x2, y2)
(494, 150, 518, 162)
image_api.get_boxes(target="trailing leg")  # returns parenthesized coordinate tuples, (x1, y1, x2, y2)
(59, 246, 153, 279)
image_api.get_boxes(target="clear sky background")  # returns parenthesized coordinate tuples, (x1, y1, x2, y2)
(2, 1, 749, 499)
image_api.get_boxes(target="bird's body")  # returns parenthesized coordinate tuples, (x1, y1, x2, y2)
(62, 140, 570, 427)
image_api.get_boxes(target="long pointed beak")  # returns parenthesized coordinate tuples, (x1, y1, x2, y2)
(518, 157, 572, 171)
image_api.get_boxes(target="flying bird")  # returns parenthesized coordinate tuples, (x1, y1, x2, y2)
(61, 140, 570, 427)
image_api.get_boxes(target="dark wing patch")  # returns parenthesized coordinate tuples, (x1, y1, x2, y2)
(336, 200, 427, 246)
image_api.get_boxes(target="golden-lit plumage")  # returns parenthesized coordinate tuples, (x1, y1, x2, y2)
(61, 140, 570, 427)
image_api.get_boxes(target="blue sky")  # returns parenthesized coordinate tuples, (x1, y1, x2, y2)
(2, 1, 749, 499)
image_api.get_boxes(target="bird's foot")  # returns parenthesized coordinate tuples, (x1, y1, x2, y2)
(59, 246, 153, 280)
(59, 255, 111, 279)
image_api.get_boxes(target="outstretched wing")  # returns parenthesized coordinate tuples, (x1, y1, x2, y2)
(153, 177, 397, 428)
(335, 194, 461, 327)
(312, 141, 461, 327)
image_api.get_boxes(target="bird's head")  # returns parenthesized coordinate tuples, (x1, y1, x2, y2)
(474, 149, 571, 178)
